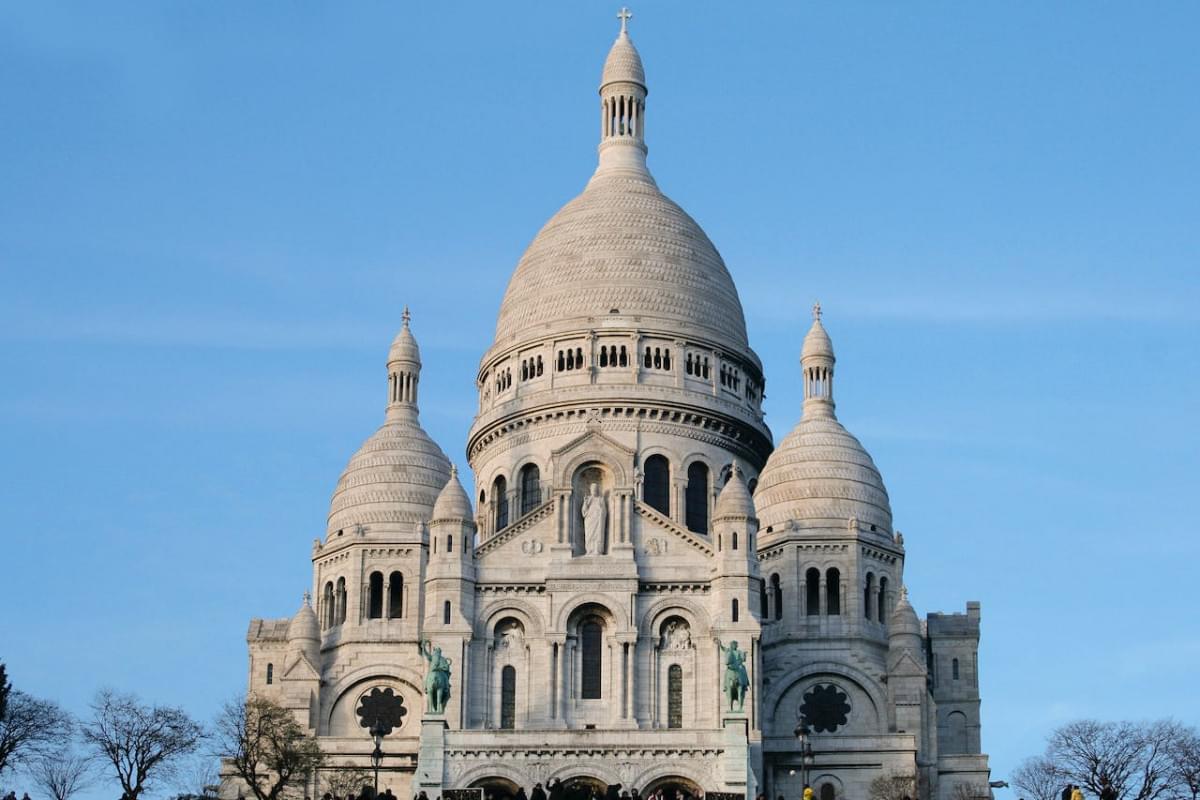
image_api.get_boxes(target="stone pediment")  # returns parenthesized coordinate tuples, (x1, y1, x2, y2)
(633, 501, 715, 561)
(282, 651, 320, 682)
(888, 648, 927, 677)
(550, 427, 635, 486)
(475, 499, 557, 561)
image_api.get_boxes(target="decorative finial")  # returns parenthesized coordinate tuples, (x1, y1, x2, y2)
(302, 590, 312, 608)
(402, 305, 411, 328)
(812, 301, 822, 321)
(730, 459, 740, 478)
(449, 464, 458, 480)
(617, 7, 632, 34)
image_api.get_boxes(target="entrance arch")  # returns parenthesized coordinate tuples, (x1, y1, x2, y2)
(470, 776, 521, 800)
(561, 776, 609, 800)
(642, 776, 703, 800)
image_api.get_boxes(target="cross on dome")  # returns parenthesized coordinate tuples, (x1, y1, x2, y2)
(302, 590, 312, 607)
(812, 301, 822, 321)
(617, 7, 632, 33)
(402, 305, 411, 328)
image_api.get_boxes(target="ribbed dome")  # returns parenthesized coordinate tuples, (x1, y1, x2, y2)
(714, 464, 755, 519)
(431, 465, 474, 522)
(753, 416, 892, 533)
(287, 598, 319, 644)
(601, 30, 645, 89)
(492, 170, 750, 351)
(801, 315, 834, 360)
(888, 586, 922, 638)
(389, 307, 420, 364)
(327, 416, 451, 537)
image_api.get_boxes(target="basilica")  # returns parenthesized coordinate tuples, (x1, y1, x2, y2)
(228, 13, 991, 800)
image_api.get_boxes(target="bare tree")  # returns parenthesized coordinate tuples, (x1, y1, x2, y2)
(81, 689, 204, 800)
(1042, 720, 1182, 800)
(320, 762, 372, 799)
(950, 784, 991, 800)
(0, 690, 72, 776)
(1014, 756, 1066, 800)
(1169, 727, 1200, 800)
(214, 695, 323, 800)
(27, 750, 100, 800)
(173, 754, 222, 799)
(870, 771, 918, 800)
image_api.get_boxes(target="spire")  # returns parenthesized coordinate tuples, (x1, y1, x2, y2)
(387, 306, 422, 417)
(596, 8, 649, 176)
(801, 301, 836, 419)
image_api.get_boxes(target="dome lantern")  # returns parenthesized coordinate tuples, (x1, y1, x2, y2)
(387, 306, 421, 420)
(801, 301, 836, 420)
(598, 8, 650, 175)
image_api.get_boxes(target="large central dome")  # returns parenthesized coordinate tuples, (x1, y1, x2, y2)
(489, 22, 751, 358)
(493, 170, 749, 350)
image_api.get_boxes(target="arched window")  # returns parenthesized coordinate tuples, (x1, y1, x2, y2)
(945, 710, 968, 754)
(619, 346, 628, 367)
(388, 571, 403, 618)
(336, 578, 347, 624)
(864, 573, 875, 620)
(643, 455, 670, 515)
(731, 598, 739, 623)
(581, 618, 603, 699)
(266, 663, 273, 685)
(952, 657, 960, 680)
(668, 664, 683, 729)
(820, 784, 836, 800)
(447, 534, 453, 553)
(685, 462, 709, 534)
(771, 573, 783, 621)
(443, 600, 452, 625)
(826, 567, 841, 615)
(500, 665, 516, 729)
(878, 576, 889, 624)
(368, 571, 384, 619)
(519, 463, 541, 515)
(644, 347, 652, 368)
(759, 579, 769, 619)
(731, 531, 738, 550)
(806, 568, 821, 616)
(322, 581, 334, 629)
(492, 475, 509, 531)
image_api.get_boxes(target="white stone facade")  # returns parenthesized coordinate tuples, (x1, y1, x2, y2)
(228, 14, 991, 800)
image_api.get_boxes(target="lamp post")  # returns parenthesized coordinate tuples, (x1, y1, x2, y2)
(356, 688, 407, 799)
(369, 719, 385, 798)
(794, 716, 815, 792)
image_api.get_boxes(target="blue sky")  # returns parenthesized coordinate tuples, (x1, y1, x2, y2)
(1, 1, 1198, 796)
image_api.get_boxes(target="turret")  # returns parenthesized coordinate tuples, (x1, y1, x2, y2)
(387, 306, 421, 420)
(597, 8, 650, 175)
(801, 302, 836, 420)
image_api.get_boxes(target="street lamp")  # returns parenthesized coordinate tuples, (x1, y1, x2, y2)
(356, 688, 407, 799)
(794, 716, 815, 792)
(369, 719, 386, 797)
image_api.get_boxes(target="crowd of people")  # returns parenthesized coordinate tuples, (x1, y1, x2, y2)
(324, 781, 705, 800)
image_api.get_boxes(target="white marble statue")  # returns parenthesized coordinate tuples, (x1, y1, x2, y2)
(581, 482, 606, 555)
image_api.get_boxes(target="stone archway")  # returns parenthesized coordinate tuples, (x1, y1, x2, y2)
(560, 776, 609, 800)
(470, 776, 521, 800)
(641, 776, 703, 800)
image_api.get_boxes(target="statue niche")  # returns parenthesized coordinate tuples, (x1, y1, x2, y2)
(572, 463, 612, 556)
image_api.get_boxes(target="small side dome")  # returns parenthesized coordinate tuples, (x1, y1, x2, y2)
(601, 14, 646, 91)
(888, 585, 922, 639)
(431, 465, 474, 522)
(287, 593, 320, 644)
(714, 463, 755, 520)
